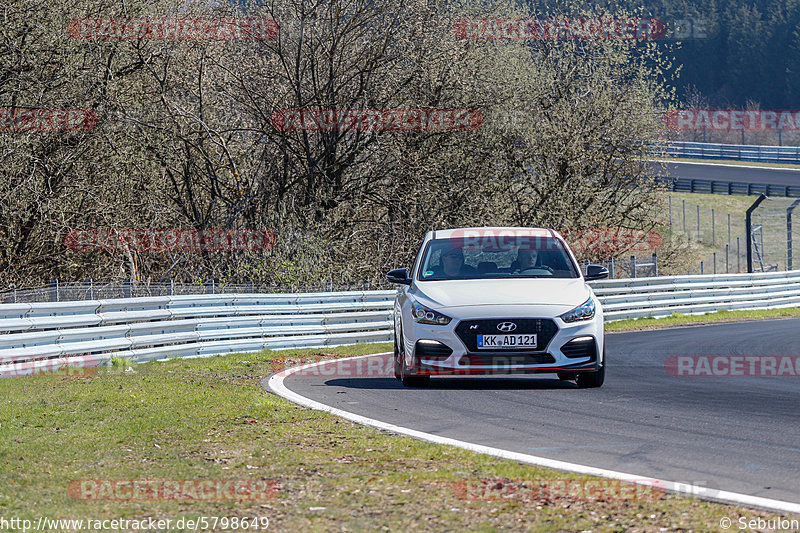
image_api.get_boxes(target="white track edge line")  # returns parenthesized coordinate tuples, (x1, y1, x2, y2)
(266, 353, 800, 516)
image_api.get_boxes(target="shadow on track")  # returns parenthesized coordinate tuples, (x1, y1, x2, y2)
(315, 376, 579, 390)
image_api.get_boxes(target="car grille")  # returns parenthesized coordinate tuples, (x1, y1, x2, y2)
(560, 338, 597, 359)
(454, 318, 559, 353)
(458, 353, 556, 366)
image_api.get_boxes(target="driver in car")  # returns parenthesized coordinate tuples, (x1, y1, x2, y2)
(435, 247, 476, 278)
(512, 248, 539, 271)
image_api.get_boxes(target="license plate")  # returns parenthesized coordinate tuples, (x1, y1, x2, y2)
(477, 334, 537, 349)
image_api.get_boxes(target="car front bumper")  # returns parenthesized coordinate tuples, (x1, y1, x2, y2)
(401, 304, 604, 376)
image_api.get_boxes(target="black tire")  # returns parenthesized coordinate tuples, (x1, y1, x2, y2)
(393, 328, 402, 381)
(398, 330, 430, 387)
(576, 359, 605, 388)
(557, 372, 575, 381)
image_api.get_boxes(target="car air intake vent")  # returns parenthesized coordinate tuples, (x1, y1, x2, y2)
(415, 340, 453, 358)
(561, 338, 597, 359)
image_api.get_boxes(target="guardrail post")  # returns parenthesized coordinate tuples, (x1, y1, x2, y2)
(609, 257, 615, 279)
(123, 279, 131, 298)
(787, 198, 800, 271)
(712, 209, 715, 244)
(49, 279, 59, 302)
(713, 252, 717, 274)
(746, 194, 768, 273)
(631, 256, 636, 278)
(84, 279, 93, 300)
(700, 261, 704, 274)
(725, 244, 729, 273)
(728, 213, 731, 244)
(652, 253, 658, 277)
(737, 237, 741, 272)
(169, 279, 175, 296)
(682, 200, 686, 233)
(668, 196, 672, 230)
(204, 279, 215, 294)
(696, 204, 700, 241)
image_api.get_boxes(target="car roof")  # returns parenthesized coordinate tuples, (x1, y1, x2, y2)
(427, 227, 562, 240)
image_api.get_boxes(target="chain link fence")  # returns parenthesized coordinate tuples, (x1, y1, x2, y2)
(0, 280, 380, 304)
(668, 194, 800, 275)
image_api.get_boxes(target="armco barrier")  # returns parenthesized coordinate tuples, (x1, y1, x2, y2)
(0, 292, 394, 377)
(1, 271, 800, 376)
(591, 270, 800, 320)
(662, 141, 800, 164)
(670, 178, 800, 198)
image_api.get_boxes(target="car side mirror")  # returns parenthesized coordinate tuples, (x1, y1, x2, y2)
(585, 264, 609, 281)
(386, 267, 412, 285)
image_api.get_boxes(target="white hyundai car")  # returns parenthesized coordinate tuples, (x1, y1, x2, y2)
(386, 227, 608, 387)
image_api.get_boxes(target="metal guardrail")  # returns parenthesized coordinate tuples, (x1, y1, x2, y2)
(663, 141, 800, 164)
(670, 178, 800, 198)
(2, 271, 800, 377)
(591, 270, 800, 319)
(0, 292, 394, 377)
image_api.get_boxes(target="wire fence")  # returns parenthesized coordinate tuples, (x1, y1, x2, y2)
(667, 194, 800, 275)
(0, 280, 379, 304)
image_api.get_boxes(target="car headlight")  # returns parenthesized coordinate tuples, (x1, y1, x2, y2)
(410, 298, 452, 325)
(560, 297, 596, 323)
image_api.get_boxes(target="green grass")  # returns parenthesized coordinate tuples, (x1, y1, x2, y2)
(0, 342, 791, 531)
(607, 307, 800, 332)
(663, 190, 759, 215)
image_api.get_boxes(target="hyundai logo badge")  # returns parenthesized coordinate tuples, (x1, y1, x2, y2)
(497, 322, 517, 332)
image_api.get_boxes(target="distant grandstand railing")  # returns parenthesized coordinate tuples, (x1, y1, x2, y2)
(663, 141, 800, 164)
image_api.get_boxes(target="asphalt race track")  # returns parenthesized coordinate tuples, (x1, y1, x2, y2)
(657, 160, 800, 187)
(271, 319, 800, 507)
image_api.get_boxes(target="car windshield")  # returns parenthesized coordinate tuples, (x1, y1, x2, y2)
(417, 236, 580, 281)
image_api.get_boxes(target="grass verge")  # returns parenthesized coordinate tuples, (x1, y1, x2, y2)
(607, 307, 800, 332)
(0, 342, 793, 531)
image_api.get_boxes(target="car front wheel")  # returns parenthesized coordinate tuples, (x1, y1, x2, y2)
(576, 350, 605, 388)
(393, 327, 402, 381)
(397, 325, 430, 387)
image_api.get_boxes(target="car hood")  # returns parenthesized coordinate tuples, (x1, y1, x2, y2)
(412, 278, 591, 309)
